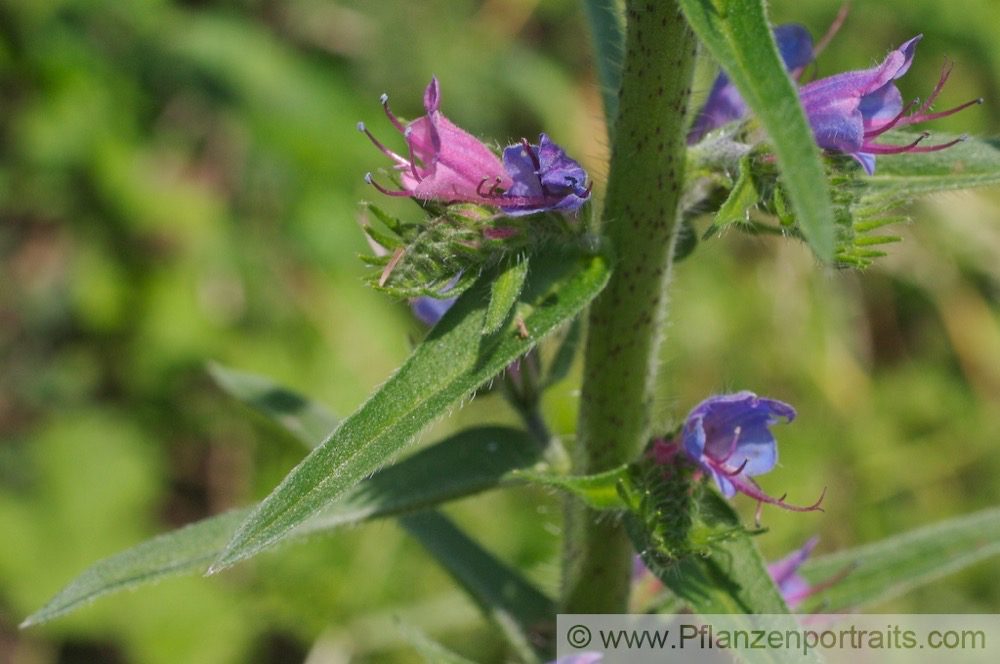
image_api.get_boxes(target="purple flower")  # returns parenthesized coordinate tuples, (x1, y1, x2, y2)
(495, 134, 591, 216)
(768, 536, 819, 609)
(360, 77, 512, 204)
(799, 35, 981, 174)
(689, 24, 816, 143)
(681, 392, 824, 512)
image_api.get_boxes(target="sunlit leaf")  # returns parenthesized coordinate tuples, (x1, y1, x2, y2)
(210, 248, 610, 572)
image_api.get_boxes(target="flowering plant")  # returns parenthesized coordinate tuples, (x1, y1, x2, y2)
(19, 2, 1000, 663)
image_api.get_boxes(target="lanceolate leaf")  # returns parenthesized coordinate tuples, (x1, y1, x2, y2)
(210, 248, 610, 572)
(512, 466, 628, 510)
(799, 505, 1000, 613)
(400, 511, 555, 662)
(22, 426, 543, 627)
(678, 0, 835, 260)
(581, 0, 625, 133)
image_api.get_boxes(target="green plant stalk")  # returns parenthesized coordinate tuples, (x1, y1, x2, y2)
(563, 0, 696, 613)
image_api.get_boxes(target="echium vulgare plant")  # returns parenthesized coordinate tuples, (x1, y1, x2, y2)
(22, 2, 1000, 662)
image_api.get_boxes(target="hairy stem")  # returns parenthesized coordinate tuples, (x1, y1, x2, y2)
(562, 0, 697, 613)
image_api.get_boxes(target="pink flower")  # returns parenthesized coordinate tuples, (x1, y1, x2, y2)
(360, 77, 511, 204)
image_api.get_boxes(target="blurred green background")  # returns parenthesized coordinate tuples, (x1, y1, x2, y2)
(2, 1, 999, 662)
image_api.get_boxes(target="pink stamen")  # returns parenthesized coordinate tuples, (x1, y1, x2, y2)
(358, 122, 409, 167)
(865, 131, 929, 154)
(402, 127, 423, 183)
(380, 93, 407, 134)
(728, 475, 826, 514)
(521, 138, 541, 172)
(813, 4, 849, 59)
(717, 425, 743, 464)
(906, 97, 984, 125)
(364, 172, 410, 197)
(864, 99, 920, 139)
(717, 458, 750, 477)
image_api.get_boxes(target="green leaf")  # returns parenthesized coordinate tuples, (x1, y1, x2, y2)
(210, 248, 611, 572)
(800, 505, 1000, 613)
(511, 466, 628, 510)
(207, 363, 338, 449)
(678, 0, 835, 260)
(400, 511, 554, 662)
(704, 152, 758, 238)
(543, 316, 582, 388)
(483, 256, 530, 336)
(21, 426, 544, 627)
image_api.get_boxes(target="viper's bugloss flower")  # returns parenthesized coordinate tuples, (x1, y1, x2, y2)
(361, 79, 591, 215)
(360, 77, 511, 204)
(495, 134, 591, 215)
(799, 34, 982, 174)
(768, 536, 819, 608)
(681, 391, 824, 512)
(689, 24, 816, 143)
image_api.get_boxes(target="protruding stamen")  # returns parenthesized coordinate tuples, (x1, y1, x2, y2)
(381, 94, 406, 133)
(359, 122, 409, 166)
(718, 425, 743, 463)
(906, 97, 984, 125)
(365, 172, 410, 197)
(864, 99, 920, 139)
(914, 59, 954, 117)
(718, 458, 750, 477)
(402, 127, 422, 182)
(897, 133, 968, 153)
(865, 131, 929, 154)
(813, 4, 849, 58)
(477, 177, 503, 199)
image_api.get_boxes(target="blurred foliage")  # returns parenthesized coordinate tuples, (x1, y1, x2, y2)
(1, 0, 999, 662)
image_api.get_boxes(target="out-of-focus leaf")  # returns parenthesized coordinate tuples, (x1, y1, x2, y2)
(678, 0, 835, 260)
(511, 466, 628, 510)
(210, 248, 610, 572)
(21, 426, 542, 627)
(543, 317, 582, 388)
(800, 505, 1000, 613)
(207, 363, 337, 449)
(400, 511, 554, 662)
(483, 256, 530, 335)
(395, 620, 479, 664)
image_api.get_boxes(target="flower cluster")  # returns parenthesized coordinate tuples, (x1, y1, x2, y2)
(360, 77, 590, 214)
(651, 391, 825, 514)
(691, 27, 980, 173)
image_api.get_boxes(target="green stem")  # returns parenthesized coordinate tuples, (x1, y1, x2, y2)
(562, 1, 696, 613)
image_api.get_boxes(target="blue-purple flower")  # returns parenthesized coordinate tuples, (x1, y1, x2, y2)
(496, 134, 591, 216)
(680, 391, 824, 512)
(799, 34, 981, 174)
(689, 24, 816, 143)
(410, 294, 456, 327)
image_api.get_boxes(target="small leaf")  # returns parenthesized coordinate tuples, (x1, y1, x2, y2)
(704, 153, 758, 238)
(21, 426, 543, 627)
(401, 511, 555, 662)
(512, 466, 628, 510)
(210, 248, 610, 572)
(543, 317, 582, 388)
(800, 505, 1000, 613)
(483, 255, 530, 335)
(679, 0, 836, 260)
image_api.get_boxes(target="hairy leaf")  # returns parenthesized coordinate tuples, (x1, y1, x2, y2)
(210, 248, 610, 572)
